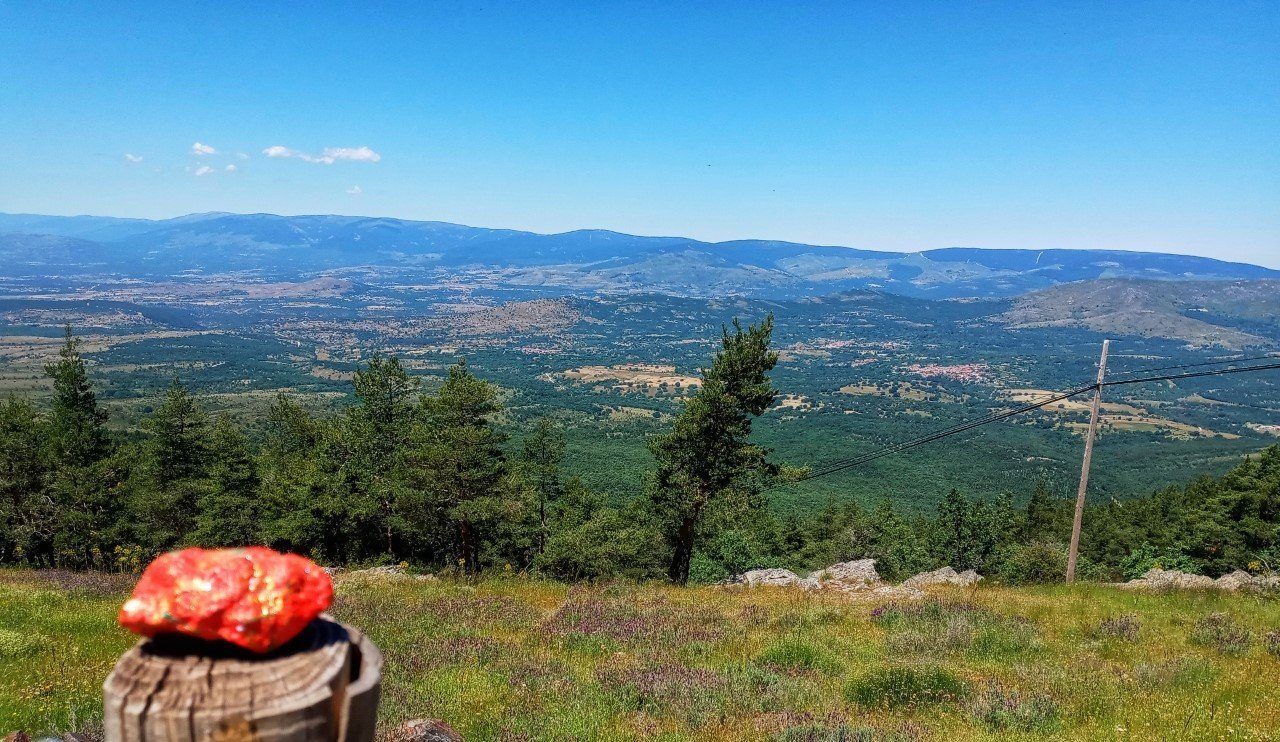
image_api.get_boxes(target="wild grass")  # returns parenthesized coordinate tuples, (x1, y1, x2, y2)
(2, 569, 1280, 740)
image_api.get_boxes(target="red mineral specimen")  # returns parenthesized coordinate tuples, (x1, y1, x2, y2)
(119, 547, 333, 653)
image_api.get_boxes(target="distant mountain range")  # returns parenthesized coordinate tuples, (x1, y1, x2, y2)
(2, 211, 1276, 299)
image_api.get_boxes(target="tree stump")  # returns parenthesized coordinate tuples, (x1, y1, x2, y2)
(103, 616, 381, 742)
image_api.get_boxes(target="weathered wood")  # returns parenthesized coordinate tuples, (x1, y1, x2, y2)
(1066, 338, 1109, 583)
(103, 616, 380, 742)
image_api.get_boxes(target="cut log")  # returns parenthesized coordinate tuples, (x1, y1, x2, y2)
(103, 616, 381, 742)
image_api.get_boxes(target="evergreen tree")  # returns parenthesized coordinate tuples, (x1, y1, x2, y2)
(852, 500, 931, 580)
(257, 395, 330, 556)
(43, 327, 117, 567)
(0, 395, 52, 563)
(45, 326, 110, 469)
(648, 315, 779, 584)
(1023, 480, 1062, 542)
(136, 377, 211, 549)
(537, 478, 664, 581)
(191, 414, 261, 546)
(520, 418, 565, 555)
(339, 355, 421, 559)
(413, 360, 511, 573)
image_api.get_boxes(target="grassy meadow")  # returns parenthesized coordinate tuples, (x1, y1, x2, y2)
(3, 569, 1280, 740)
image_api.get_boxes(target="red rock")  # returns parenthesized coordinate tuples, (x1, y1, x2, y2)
(119, 547, 332, 653)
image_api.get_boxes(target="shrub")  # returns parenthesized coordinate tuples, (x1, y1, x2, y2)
(1096, 614, 1141, 642)
(969, 683, 1061, 733)
(1191, 613, 1254, 655)
(1120, 543, 1201, 581)
(1265, 631, 1280, 658)
(994, 542, 1068, 584)
(758, 637, 834, 674)
(844, 665, 970, 709)
(872, 600, 1039, 657)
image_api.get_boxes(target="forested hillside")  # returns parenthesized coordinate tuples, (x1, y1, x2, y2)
(3, 325, 1277, 584)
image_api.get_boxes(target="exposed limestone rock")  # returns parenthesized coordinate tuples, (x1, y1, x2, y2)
(815, 559, 881, 586)
(1122, 568, 1218, 590)
(902, 566, 984, 588)
(1214, 570, 1255, 591)
(736, 568, 816, 588)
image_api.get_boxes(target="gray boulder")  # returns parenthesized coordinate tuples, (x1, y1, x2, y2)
(902, 566, 984, 588)
(738, 568, 813, 588)
(816, 559, 881, 586)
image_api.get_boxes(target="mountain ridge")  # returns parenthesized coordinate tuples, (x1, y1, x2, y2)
(1, 211, 1275, 299)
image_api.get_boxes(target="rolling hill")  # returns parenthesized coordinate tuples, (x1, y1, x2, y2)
(996, 279, 1280, 349)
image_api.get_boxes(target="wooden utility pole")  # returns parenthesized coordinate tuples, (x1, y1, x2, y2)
(1066, 339, 1109, 583)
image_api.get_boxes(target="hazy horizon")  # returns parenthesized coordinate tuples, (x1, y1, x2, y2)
(2, 3, 1276, 266)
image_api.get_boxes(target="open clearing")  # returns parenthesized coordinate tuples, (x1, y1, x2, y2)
(552, 363, 702, 396)
(4, 569, 1280, 740)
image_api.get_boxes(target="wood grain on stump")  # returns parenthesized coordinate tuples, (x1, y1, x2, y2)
(103, 616, 381, 742)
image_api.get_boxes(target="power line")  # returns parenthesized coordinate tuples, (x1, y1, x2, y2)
(776, 360, 1280, 490)
(1111, 353, 1278, 378)
(1101, 361, 1280, 388)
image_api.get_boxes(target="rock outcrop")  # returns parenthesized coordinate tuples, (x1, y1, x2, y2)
(736, 568, 818, 589)
(815, 559, 880, 587)
(729, 560, 980, 600)
(1120, 568, 1280, 592)
(902, 566, 983, 588)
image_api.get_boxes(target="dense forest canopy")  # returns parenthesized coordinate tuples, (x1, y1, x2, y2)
(1, 325, 1277, 583)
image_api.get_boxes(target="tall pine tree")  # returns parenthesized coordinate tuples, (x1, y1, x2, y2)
(44, 326, 116, 566)
(520, 417, 565, 555)
(648, 315, 778, 584)
(413, 360, 510, 574)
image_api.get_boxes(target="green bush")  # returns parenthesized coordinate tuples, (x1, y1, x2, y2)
(844, 665, 970, 708)
(758, 637, 834, 673)
(1120, 543, 1201, 581)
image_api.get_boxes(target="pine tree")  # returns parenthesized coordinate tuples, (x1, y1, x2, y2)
(520, 417, 565, 555)
(1023, 480, 1061, 542)
(43, 327, 116, 566)
(341, 355, 420, 559)
(413, 360, 510, 574)
(648, 315, 778, 584)
(191, 414, 261, 546)
(137, 376, 211, 549)
(257, 395, 329, 556)
(0, 395, 52, 563)
(45, 326, 110, 469)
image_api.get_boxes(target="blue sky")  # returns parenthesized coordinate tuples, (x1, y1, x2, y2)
(1, 1, 1277, 265)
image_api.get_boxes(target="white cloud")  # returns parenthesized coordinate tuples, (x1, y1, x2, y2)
(123, 153, 143, 163)
(236, 152, 250, 160)
(224, 164, 237, 173)
(194, 165, 214, 176)
(261, 145, 381, 165)
(346, 185, 362, 195)
(191, 142, 216, 156)
(321, 146, 381, 163)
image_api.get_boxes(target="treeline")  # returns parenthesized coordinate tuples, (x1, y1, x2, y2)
(1, 324, 1278, 583)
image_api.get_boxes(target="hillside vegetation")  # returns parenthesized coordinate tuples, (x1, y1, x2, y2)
(998, 279, 1280, 349)
(4, 324, 1280, 585)
(3, 569, 1280, 740)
